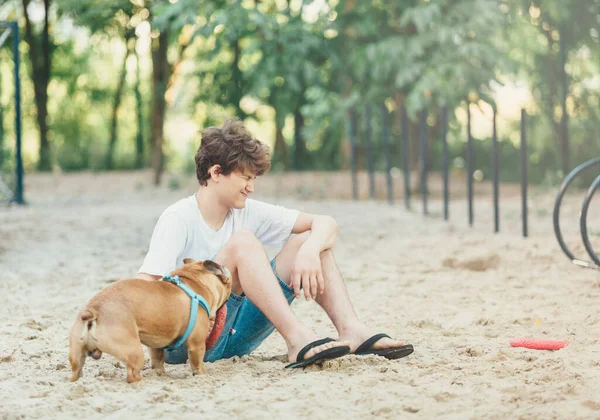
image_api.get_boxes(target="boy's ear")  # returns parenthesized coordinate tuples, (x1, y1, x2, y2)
(209, 165, 221, 181)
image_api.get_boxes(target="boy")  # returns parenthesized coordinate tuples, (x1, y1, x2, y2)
(137, 118, 413, 368)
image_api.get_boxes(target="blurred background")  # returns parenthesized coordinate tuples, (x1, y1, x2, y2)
(0, 0, 598, 196)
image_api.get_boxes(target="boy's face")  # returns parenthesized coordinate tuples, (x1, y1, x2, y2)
(218, 169, 256, 209)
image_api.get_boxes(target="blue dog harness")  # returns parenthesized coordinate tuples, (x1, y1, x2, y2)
(161, 274, 211, 351)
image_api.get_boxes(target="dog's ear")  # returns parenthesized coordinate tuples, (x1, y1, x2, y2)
(202, 260, 222, 275)
(219, 267, 232, 285)
(183, 258, 197, 264)
(202, 260, 231, 285)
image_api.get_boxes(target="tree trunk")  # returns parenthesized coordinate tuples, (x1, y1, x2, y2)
(559, 24, 570, 175)
(231, 39, 244, 118)
(274, 108, 289, 169)
(151, 29, 169, 185)
(541, 21, 562, 166)
(106, 34, 132, 170)
(22, 0, 52, 171)
(407, 116, 420, 172)
(293, 107, 306, 170)
(428, 115, 439, 170)
(134, 45, 145, 169)
(338, 0, 358, 169)
(393, 93, 420, 172)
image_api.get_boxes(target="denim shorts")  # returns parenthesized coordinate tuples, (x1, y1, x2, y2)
(165, 258, 295, 364)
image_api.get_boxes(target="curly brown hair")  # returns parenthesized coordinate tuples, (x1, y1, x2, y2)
(195, 118, 271, 186)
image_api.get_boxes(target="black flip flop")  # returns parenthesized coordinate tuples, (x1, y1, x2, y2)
(355, 333, 414, 360)
(285, 338, 351, 369)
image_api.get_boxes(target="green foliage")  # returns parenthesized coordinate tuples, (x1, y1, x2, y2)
(54, 0, 134, 35)
(0, 0, 597, 185)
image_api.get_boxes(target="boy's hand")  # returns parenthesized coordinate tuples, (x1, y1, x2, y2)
(290, 246, 324, 301)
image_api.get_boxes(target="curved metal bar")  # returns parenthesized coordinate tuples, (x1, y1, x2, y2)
(580, 175, 600, 266)
(553, 157, 600, 269)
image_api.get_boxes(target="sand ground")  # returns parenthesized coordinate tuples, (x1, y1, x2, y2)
(0, 170, 599, 419)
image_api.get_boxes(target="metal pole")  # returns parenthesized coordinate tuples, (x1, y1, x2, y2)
(366, 105, 375, 200)
(12, 21, 24, 205)
(349, 108, 358, 201)
(467, 104, 473, 226)
(381, 104, 393, 205)
(0, 28, 6, 170)
(580, 176, 600, 266)
(492, 107, 499, 233)
(401, 106, 410, 210)
(520, 109, 528, 238)
(420, 110, 428, 215)
(441, 107, 449, 221)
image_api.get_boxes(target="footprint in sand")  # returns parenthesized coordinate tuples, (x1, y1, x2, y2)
(21, 320, 50, 331)
(458, 347, 482, 357)
(583, 400, 600, 411)
(442, 254, 500, 272)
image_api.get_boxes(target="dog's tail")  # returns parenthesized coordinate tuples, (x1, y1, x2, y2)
(81, 309, 96, 322)
(79, 308, 102, 360)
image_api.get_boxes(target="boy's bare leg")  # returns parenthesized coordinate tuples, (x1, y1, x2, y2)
(214, 231, 349, 363)
(274, 233, 406, 352)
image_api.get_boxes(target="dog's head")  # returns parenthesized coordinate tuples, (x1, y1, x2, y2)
(179, 258, 232, 309)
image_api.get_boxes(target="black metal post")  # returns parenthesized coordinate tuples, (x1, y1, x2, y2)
(381, 104, 393, 205)
(401, 106, 410, 210)
(0, 28, 7, 170)
(520, 109, 528, 238)
(492, 107, 499, 233)
(0, 21, 25, 205)
(366, 105, 375, 200)
(420, 110, 428, 215)
(349, 107, 358, 201)
(441, 107, 449, 221)
(467, 104, 473, 226)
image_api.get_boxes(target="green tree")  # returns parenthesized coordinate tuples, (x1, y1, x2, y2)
(22, 0, 52, 171)
(148, 0, 203, 184)
(55, 0, 142, 170)
(306, 0, 511, 171)
(509, 0, 600, 175)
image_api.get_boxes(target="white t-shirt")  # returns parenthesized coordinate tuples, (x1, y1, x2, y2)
(138, 195, 300, 276)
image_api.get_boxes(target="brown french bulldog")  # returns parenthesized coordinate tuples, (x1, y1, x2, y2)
(68, 258, 232, 383)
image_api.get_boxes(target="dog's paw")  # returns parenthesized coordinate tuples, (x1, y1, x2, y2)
(191, 368, 206, 376)
(154, 368, 167, 376)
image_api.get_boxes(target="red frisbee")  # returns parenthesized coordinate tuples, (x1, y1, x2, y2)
(509, 338, 569, 350)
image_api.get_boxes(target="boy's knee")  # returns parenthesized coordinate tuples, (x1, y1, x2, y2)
(226, 230, 262, 257)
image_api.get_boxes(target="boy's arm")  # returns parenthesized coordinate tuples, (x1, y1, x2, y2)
(291, 212, 339, 251)
(289, 212, 339, 300)
(137, 272, 162, 281)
